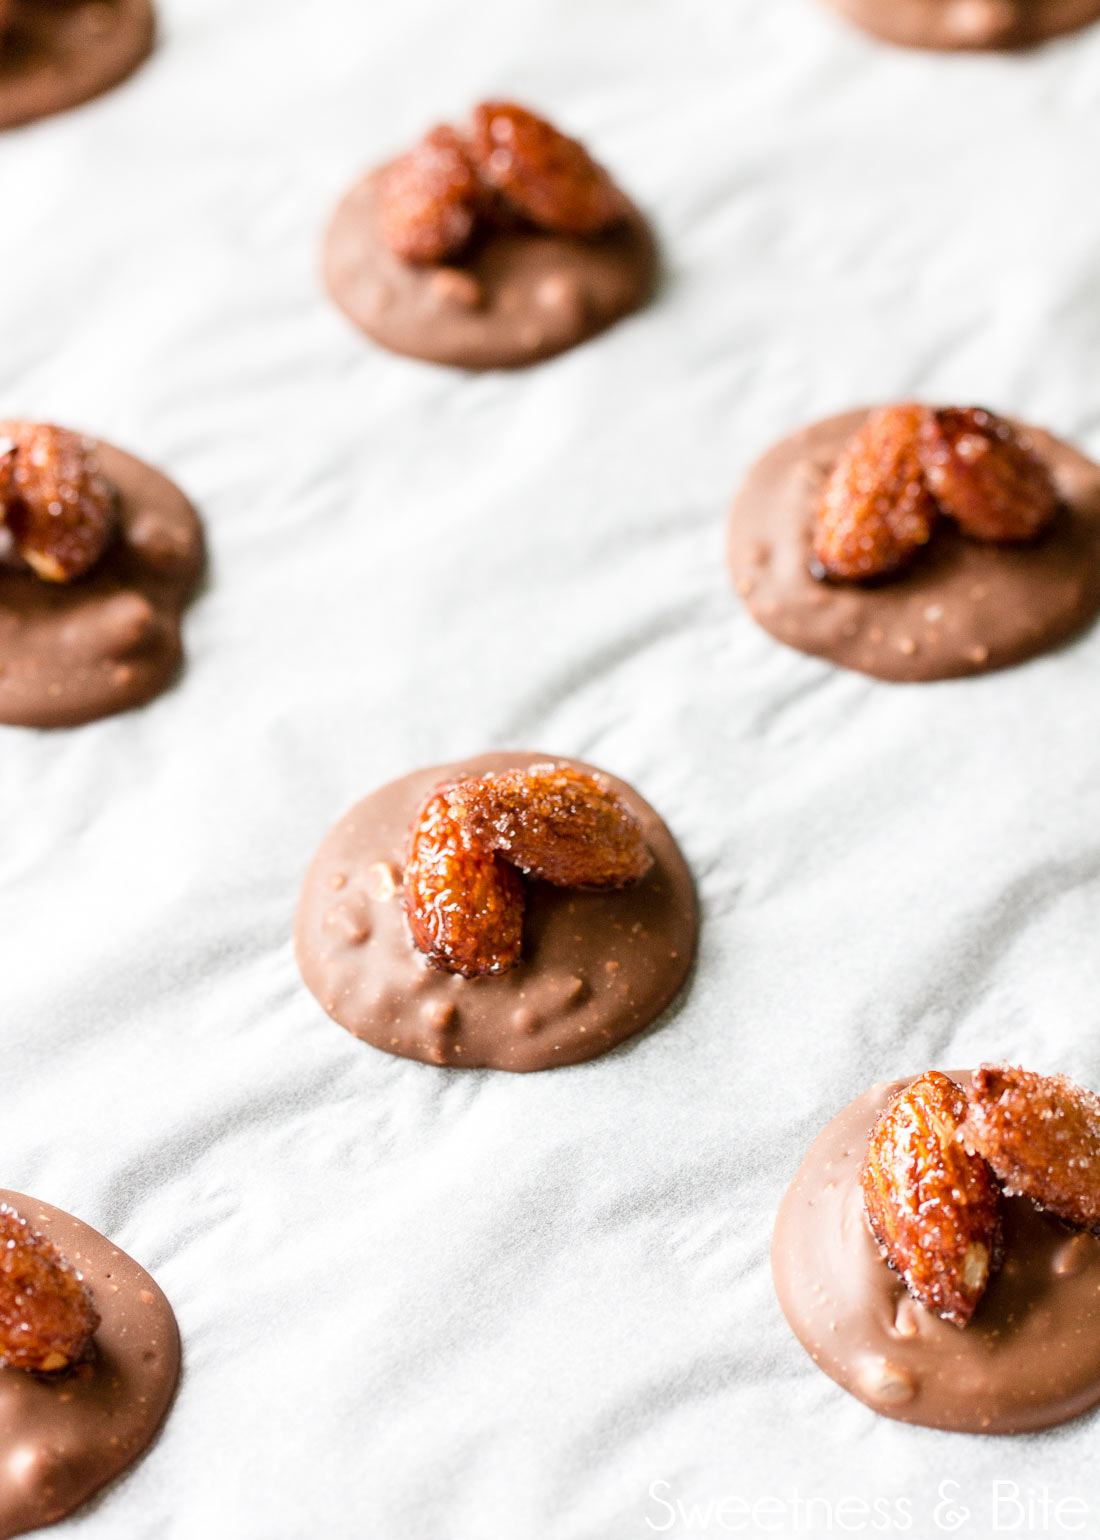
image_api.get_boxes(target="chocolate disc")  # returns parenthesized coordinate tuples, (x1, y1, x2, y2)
(295, 753, 697, 1072)
(772, 1075, 1100, 1434)
(820, 0, 1100, 49)
(0, 0, 154, 130)
(727, 409, 1100, 682)
(0, 437, 204, 728)
(0, 1191, 180, 1538)
(322, 172, 657, 370)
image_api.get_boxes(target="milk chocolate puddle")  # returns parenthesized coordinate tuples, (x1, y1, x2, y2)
(0, 0, 154, 130)
(772, 1076, 1100, 1434)
(0, 439, 204, 728)
(0, 1191, 180, 1538)
(727, 409, 1100, 681)
(294, 753, 697, 1072)
(821, 0, 1100, 48)
(323, 174, 656, 371)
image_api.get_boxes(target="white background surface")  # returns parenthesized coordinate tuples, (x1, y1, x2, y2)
(2, 0, 1100, 1535)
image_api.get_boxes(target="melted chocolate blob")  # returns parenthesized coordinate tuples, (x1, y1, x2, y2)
(772, 1075, 1100, 1434)
(295, 753, 697, 1072)
(0, 0, 154, 130)
(821, 0, 1100, 49)
(727, 409, 1100, 682)
(322, 171, 657, 370)
(0, 1191, 180, 1538)
(0, 438, 204, 728)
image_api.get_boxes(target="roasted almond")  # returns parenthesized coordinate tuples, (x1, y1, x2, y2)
(861, 1070, 1001, 1326)
(377, 125, 483, 265)
(468, 101, 629, 237)
(0, 1203, 99, 1373)
(812, 405, 938, 582)
(918, 408, 1058, 544)
(963, 1064, 1100, 1234)
(446, 762, 652, 889)
(0, 421, 116, 583)
(404, 786, 524, 978)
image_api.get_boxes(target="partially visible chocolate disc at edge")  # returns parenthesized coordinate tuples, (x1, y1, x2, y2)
(0, 0, 154, 130)
(727, 409, 1100, 682)
(821, 0, 1100, 49)
(772, 1074, 1100, 1433)
(0, 438, 204, 728)
(295, 753, 697, 1072)
(322, 171, 657, 370)
(0, 1190, 180, 1539)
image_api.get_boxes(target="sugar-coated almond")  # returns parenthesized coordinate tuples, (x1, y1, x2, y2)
(404, 787, 524, 978)
(861, 1071, 1001, 1327)
(446, 762, 652, 889)
(963, 1064, 1100, 1234)
(0, 1203, 99, 1373)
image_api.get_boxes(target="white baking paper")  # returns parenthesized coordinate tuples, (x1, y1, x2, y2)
(2, 0, 1100, 1534)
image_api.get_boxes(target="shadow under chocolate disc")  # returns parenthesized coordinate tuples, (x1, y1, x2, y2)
(294, 753, 697, 1072)
(821, 0, 1100, 48)
(0, 0, 154, 130)
(0, 1191, 180, 1539)
(0, 439, 204, 728)
(322, 173, 657, 370)
(772, 1075, 1100, 1434)
(727, 409, 1100, 682)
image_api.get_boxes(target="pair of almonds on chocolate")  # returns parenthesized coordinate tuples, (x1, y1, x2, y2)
(295, 752, 697, 1072)
(404, 762, 652, 978)
(862, 1065, 1100, 1327)
(0, 421, 117, 584)
(378, 101, 630, 265)
(813, 405, 1058, 582)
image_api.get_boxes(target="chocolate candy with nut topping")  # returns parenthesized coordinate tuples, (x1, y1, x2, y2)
(773, 1075, 1100, 1433)
(728, 408, 1100, 681)
(0, 427, 204, 727)
(0, 1190, 179, 1538)
(323, 101, 656, 370)
(295, 752, 696, 1071)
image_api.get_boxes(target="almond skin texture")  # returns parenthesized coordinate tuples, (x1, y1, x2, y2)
(918, 408, 1059, 544)
(468, 101, 629, 238)
(0, 421, 116, 582)
(404, 787, 524, 978)
(0, 1203, 100, 1373)
(861, 1071, 1002, 1327)
(446, 762, 653, 890)
(812, 404, 939, 581)
(377, 126, 483, 265)
(963, 1065, 1100, 1234)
